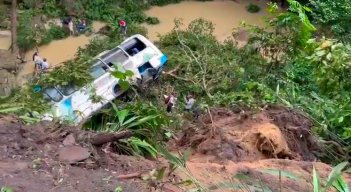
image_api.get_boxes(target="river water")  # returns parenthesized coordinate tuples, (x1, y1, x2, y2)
(17, 21, 106, 85)
(17, 0, 270, 84)
(143, 0, 270, 41)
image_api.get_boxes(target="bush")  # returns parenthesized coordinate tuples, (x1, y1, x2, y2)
(40, 25, 69, 45)
(0, 7, 9, 29)
(145, 16, 160, 25)
(47, 25, 68, 39)
(150, 0, 182, 6)
(17, 10, 38, 51)
(246, 3, 261, 13)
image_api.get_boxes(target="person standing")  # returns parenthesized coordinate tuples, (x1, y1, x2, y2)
(77, 19, 86, 33)
(164, 92, 177, 113)
(184, 94, 195, 112)
(41, 58, 49, 72)
(32, 52, 43, 72)
(119, 19, 127, 35)
(184, 94, 200, 120)
(68, 17, 74, 36)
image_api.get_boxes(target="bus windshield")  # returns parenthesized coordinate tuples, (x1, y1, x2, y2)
(43, 87, 63, 102)
(56, 84, 77, 96)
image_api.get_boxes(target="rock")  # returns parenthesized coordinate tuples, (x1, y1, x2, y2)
(63, 134, 76, 146)
(58, 146, 90, 163)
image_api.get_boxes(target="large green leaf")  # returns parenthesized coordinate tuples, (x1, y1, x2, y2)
(0, 107, 23, 114)
(333, 176, 350, 192)
(324, 162, 349, 192)
(259, 169, 300, 180)
(119, 80, 130, 91)
(116, 109, 129, 126)
(313, 166, 320, 192)
(121, 116, 139, 127)
(126, 115, 157, 129)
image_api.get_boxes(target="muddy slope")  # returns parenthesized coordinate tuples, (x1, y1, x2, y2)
(1, 106, 350, 192)
(170, 107, 351, 191)
(0, 116, 155, 192)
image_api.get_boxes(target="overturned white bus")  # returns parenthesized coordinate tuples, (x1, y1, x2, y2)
(41, 34, 168, 124)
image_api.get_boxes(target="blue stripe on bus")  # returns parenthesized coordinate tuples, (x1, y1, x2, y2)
(59, 97, 76, 121)
(160, 54, 168, 65)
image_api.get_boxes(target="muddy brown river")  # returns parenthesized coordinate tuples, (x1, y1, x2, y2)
(143, 0, 270, 41)
(17, 0, 270, 84)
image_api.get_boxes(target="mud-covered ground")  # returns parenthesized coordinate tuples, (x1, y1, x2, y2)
(0, 116, 158, 192)
(0, 107, 350, 192)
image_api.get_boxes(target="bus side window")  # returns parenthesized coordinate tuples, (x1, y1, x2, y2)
(121, 38, 146, 56)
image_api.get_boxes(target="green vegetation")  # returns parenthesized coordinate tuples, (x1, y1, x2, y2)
(207, 162, 350, 191)
(0, 187, 13, 192)
(246, 3, 261, 13)
(1, 0, 351, 190)
(145, 16, 160, 25)
(310, 0, 351, 43)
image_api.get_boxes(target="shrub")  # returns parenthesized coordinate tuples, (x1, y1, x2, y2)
(246, 3, 261, 13)
(40, 25, 69, 45)
(145, 16, 160, 25)
(150, 0, 182, 6)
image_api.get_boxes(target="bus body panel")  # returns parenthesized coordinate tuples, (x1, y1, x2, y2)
(43, 34, 167, 125)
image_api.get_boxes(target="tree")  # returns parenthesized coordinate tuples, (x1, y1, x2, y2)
(10, 0, 18, 54)
(310, 0, 351, 43)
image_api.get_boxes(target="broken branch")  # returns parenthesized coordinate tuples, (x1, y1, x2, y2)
(117, 172, 141, 179)
(90, 130, 133, 146)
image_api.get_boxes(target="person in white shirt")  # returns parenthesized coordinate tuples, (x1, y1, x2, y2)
(32, 52, 43, 72)
(185, 94, 200, 120)
(41, 58, 49, 72)
(185, 94, 195, 111)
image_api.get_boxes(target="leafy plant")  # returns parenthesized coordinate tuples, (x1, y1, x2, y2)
(114, 186, 123, 192)
(310, 0, 351, 43)
(0, 187, 13, 192)
(128, 137, 158, 158)
(312, 162, 350, 192)
(145, 16, 160, 25)
(246, 3, 261, 13)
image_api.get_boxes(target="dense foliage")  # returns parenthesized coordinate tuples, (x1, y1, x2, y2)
(310, 0, 351, 43)
(2, 0, 351, 163)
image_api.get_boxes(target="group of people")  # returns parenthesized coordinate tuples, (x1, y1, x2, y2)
(164, 92, 200, 119)
(62, 16, 128, 36)
(62, 17, 87, 36)
(32, 52, 49, 74)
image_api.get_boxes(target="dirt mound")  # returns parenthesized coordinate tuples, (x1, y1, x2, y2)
(0, 116, 156, 192)
(173, 107, 319, 163)
(170, 107, 350, 191)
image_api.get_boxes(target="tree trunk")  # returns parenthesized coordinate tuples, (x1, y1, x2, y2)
(89, 130, 133, 146)
(11, 0, 18, 54)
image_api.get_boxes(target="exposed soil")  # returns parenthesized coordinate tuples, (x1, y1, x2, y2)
(169, 106, 351, 191)
(0, 116, 158, 192)
(1, 106, 350, 192)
